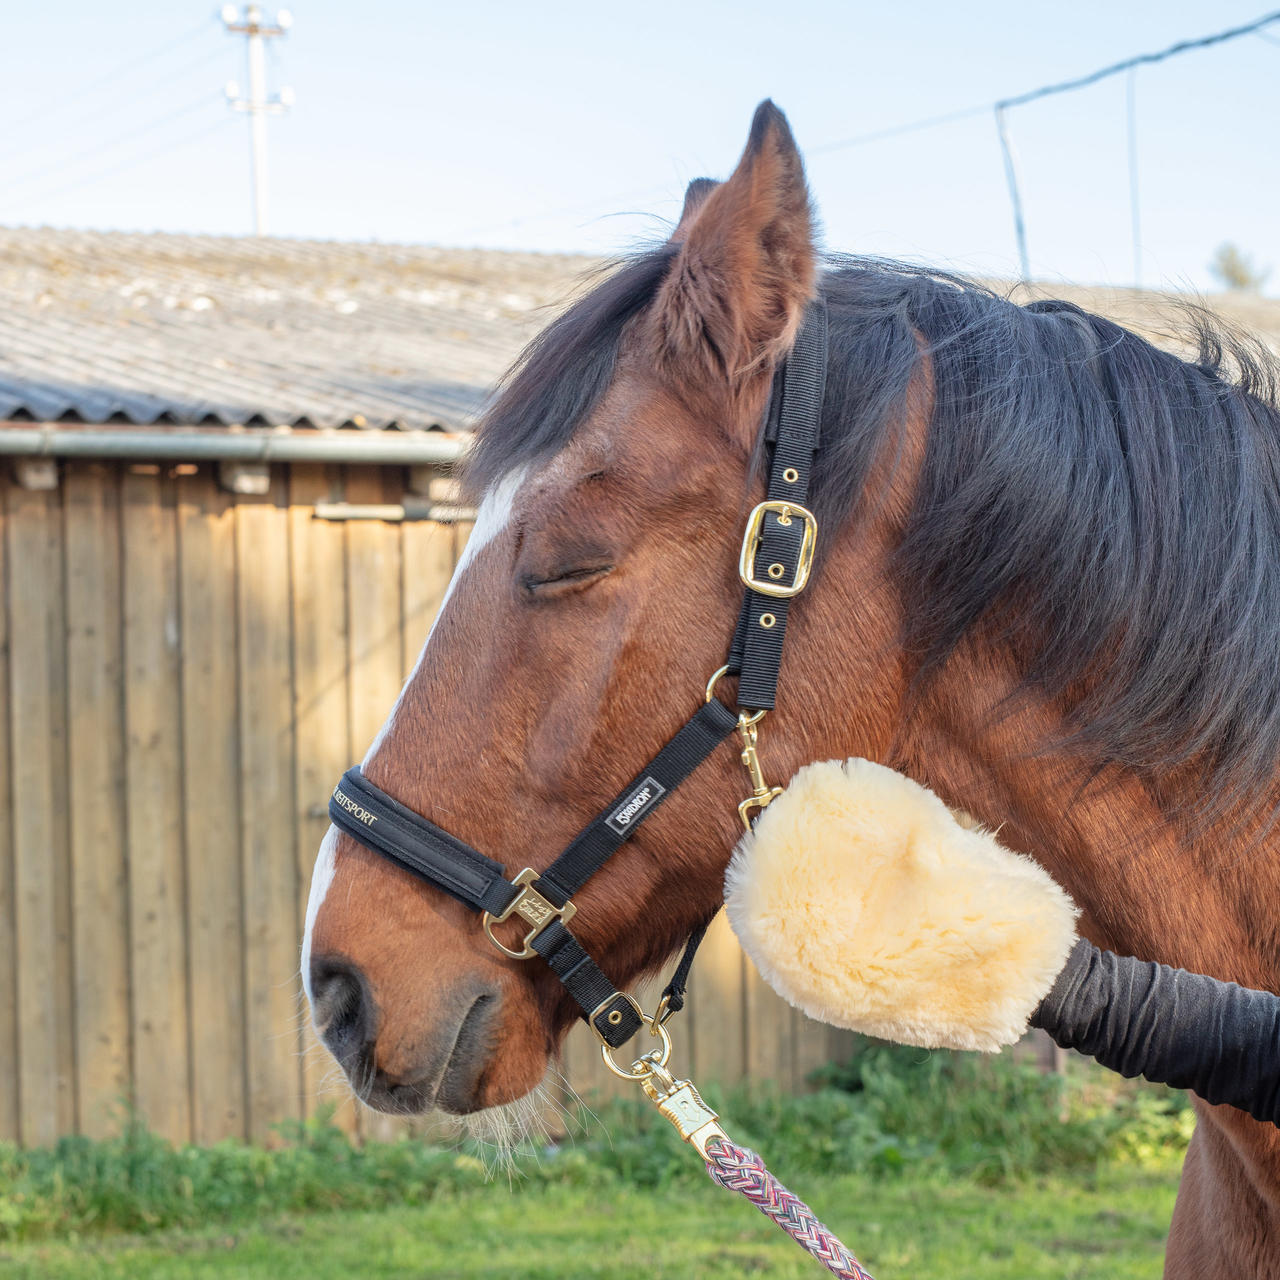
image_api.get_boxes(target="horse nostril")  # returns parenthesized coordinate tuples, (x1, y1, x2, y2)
(309, 954, 375, 1059)
(434, 990, 502, 1115)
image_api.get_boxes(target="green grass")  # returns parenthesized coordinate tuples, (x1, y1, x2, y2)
(0, 1164, 1180, 1279)
(0, 1044, 1194, 1276)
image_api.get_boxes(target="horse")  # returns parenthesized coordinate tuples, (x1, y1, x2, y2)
(302, 101, 1280, 1276)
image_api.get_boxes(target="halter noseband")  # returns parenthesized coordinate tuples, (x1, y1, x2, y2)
(327, 299, 829, 1052)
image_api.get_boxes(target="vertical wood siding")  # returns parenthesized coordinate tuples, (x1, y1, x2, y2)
(0, 460, 843, 1146)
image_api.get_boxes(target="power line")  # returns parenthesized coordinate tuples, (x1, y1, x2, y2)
(995, 9, 1280, 111)
(1126, 68, 1142, 288)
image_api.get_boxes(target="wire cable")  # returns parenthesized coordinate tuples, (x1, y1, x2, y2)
(989, 10, 1279, 279)
(995, 10, 1280, 110)
(808, 102, 992, 156)
(1126, 67, 1142, 287)
(444, 10, 1280, 246)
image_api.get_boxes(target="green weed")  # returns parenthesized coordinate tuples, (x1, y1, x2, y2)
(0, 1047, 1193, 1244)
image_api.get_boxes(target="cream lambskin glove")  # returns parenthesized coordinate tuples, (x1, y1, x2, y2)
(724, 758, 1079, 1052)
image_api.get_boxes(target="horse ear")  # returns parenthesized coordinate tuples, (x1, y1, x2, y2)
(649, 100, 816, 402)
(670, 177, 720, 242)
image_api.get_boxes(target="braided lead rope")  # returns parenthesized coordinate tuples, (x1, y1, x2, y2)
(704, 1135, 875, 1280)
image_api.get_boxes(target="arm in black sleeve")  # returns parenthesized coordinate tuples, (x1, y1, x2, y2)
(1030, 938, 1280, 1126)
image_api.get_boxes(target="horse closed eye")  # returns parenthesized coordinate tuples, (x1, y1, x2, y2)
(522, 564, 614, 597)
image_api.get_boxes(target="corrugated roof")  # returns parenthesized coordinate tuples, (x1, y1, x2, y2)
(0, 227, 599, 431)
(2, 227, 1276, 434)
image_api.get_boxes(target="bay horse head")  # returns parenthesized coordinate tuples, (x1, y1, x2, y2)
(304, 99, 1280, 1275)
(304, 101, 856, 1114)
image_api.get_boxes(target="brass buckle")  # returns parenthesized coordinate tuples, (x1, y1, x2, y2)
(738, 500, 818, 599)
(588, 992, 646, 1047)
(482, 868, 576, 960)
(600, 1006, 673, 1079)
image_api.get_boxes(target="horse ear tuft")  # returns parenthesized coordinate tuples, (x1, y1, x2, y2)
(670, 178, 720, 242)
(648, 100, 816, 407)
(746, 98, 790, 157)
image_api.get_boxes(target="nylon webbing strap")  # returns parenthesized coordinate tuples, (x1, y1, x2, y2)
(537, 699, 741, 906)
(323, 295, 829, 1052)
(659, 914, 713, 1017)
(330, 768, 519, 917)
(327, 699, 739, 1048)
(731, 299, 828, 710)
(532, 921, 644, 1046)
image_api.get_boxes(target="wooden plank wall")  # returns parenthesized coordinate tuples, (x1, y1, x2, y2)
(0, 459, 842, 1147)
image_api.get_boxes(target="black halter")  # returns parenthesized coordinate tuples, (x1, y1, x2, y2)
(328, 300, 829, 1050)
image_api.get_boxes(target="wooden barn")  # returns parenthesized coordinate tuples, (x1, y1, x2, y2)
(0, 228, 843, 1149)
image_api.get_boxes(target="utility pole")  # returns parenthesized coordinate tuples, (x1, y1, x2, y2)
(222, 5, 293, 236)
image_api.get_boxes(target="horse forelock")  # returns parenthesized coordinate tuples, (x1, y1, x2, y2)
(462, 246, 679, 503)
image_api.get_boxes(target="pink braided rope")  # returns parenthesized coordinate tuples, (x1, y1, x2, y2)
(704, 1135, 875, 1280)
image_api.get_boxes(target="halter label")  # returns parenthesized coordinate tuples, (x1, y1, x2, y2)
(606, 777, 666, 835)
(333, 786, 378, 827)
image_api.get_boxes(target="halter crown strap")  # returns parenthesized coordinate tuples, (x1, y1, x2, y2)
(325, 296, 828, 1050)
(729, 298, 828, 711)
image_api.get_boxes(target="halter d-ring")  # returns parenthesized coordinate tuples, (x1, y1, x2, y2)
(705, 664, 767, 729)
(600, 1010, 673, 1080)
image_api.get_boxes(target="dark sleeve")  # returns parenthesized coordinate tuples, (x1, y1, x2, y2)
(1030, 938, 1280, 1126)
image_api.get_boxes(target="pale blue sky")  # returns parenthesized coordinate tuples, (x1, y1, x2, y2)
(3, 2, 1277, 294)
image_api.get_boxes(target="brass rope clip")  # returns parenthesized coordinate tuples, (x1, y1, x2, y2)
(736, 715, 782, 831)
(599, 995, 729, 1161)
(704, 665, 783, 831)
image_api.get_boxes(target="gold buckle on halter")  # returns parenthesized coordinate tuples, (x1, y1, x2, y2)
(482, 868, 576, 960)
(738, 500, 818, 599)
(588, 992, 646, 1047)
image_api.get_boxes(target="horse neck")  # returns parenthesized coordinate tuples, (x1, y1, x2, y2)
(791, 391, 1280, 987)
(886, 633, 1280, 993)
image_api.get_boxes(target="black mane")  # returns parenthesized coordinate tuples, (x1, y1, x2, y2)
(468, 252, 1280, 806)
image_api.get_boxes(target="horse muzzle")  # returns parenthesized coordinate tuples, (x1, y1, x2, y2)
(309, 952, 503, 1115)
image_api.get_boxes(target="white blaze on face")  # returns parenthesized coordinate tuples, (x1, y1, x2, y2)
(300, 467, 528, 995)
(362, 464, 528, 767)
(301, 825, 338, 1005)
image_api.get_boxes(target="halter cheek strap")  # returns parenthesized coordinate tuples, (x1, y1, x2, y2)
(326, 297, 828, 1050)
(331, 698, 739, 1045)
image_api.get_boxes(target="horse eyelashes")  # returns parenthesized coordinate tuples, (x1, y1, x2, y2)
(521, 564, 615, 597)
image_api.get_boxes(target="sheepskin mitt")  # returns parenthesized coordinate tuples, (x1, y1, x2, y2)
(724, 758, 1079, 1052)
